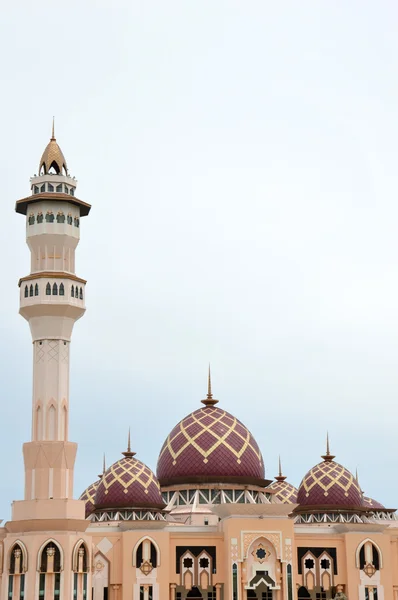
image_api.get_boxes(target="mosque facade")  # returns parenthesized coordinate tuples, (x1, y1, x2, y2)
(1, 130, 398, 600)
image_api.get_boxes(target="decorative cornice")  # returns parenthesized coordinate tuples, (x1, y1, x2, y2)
(18, 272, 87, 287)
(15, 192, 91, 217)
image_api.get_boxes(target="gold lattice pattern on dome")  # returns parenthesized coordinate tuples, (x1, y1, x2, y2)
(159, 407, 262, 465)
(102, 459, 160, 496)
(302, 461, 361, 498)
(269, 481, 297, 503)
(80, 481, 98, 504)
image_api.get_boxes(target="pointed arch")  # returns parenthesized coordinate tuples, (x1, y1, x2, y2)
(37, 539, 64, 571)
(72, 540, 89, 572)
(355, 538, 383, 569)
(36, 404, 43, 441)
(132, 536, 161, 567)
(24, 285, 28, 298)
(47, 404, 56, 441)
(46, 282, 51, 295)
(8, 540, 28, 573)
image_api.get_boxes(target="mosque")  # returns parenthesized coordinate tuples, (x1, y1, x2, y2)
(1, 128, 397, 600)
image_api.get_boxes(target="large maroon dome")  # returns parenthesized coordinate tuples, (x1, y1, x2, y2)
(95, 452, 165, 511)
(157, 401, 266, 486)
(297, 453, 363, 509)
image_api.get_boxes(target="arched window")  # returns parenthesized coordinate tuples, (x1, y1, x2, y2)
(79, 287, 83, 300)
(9, 543, 26, 600)
(74, 217, 80, 228)
(71, 285, 74, 298)
(28, 214, 35, 225)
(52, 283, 58, 295)
(40, 184, 45, 193)
(38, 542, 62, 599)
(56, 212, 65, 224)
(37, 212, 43, 224)
(46, 282, 51, 296)
(70, 188, 75, 196)
(45, 212, 54, 223)
(134, 538, 159, 574)
(287, 564, 293, 600)
(73, 542, 89, 600)
(24, 285, 28, 298)
(48, 183, 54, 192)
(67, 214, 73, 225)
(358, 540, 381, 576)
(56, 184, 62, 193)
(35, 283, 39, 296)
(29, 284, 34, 297)
(59, 283, 65, 296)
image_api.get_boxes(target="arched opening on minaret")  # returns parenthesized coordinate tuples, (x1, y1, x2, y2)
(39, 541, 62, 599)
(73, 541, 89, 599)
(8, 542, 27, 599)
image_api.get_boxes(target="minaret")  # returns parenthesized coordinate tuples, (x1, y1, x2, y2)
(12, 123, 91, 519)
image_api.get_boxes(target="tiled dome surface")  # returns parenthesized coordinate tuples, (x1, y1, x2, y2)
(79, 479, 99, 518)
(297, 459, 363, 508)
(157, 406, 265, 485)
(268, 480, 298, 504)
(95, 456, 164, 510)
(363, 496, 385, 509)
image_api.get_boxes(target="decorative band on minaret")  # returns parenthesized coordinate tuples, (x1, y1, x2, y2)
(15, 123, 91, 503)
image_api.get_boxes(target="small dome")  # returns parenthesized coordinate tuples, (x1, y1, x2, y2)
(297, 443, 363, 509)
(363, 496, 385, 510)
(38, 122, 68, 175)
(79, 479, 100, 518)
(94, 443, 164, 511)
(157, 378, 266, 486)
(267, 459, 298, 504)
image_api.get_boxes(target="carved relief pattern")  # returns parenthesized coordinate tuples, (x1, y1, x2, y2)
(61, 344, 69, 364)
(48, 340, 59, 362)
(284, 541, 292, 562)
(231, 539, 238, 561)
(35, 342, 45, 363)
(243, 532, 281, 559)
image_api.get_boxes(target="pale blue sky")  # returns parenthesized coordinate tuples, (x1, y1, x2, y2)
(1, 1, 398, 519)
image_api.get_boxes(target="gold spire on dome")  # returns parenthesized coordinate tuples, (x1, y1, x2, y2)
(38, 118, 68, 176)
(98, 454, 106, 479)
(201, 365, 219, 406)
(122, 427, 136, 458)
(321, 432, 336, 462)
(275, 455, 287, 482)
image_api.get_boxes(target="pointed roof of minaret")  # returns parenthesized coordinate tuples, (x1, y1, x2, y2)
(201, 364, 219, 406)
(275, 455, 287, 482)
(38, 118, 68, 175)
(321, 432, 336, 462)
(122, 428, 136, 458)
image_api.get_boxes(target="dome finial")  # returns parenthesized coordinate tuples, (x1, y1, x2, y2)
(201, 364, 219, 406)
(122, 427, 136, 458)
(275, 455, 287, 482)
(321, 431, 335, 462)
(51, 116, 55, 140)
(98, 453, 106, 479)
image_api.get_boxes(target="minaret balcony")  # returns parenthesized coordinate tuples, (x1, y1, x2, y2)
(19, 272, 86, 326)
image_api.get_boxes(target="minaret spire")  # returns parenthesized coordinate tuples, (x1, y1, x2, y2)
(275, 455, 287, 482)
(201, 365, 219, 406)
(321, 432, 335, 462)
(51, 116, 55, 140)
